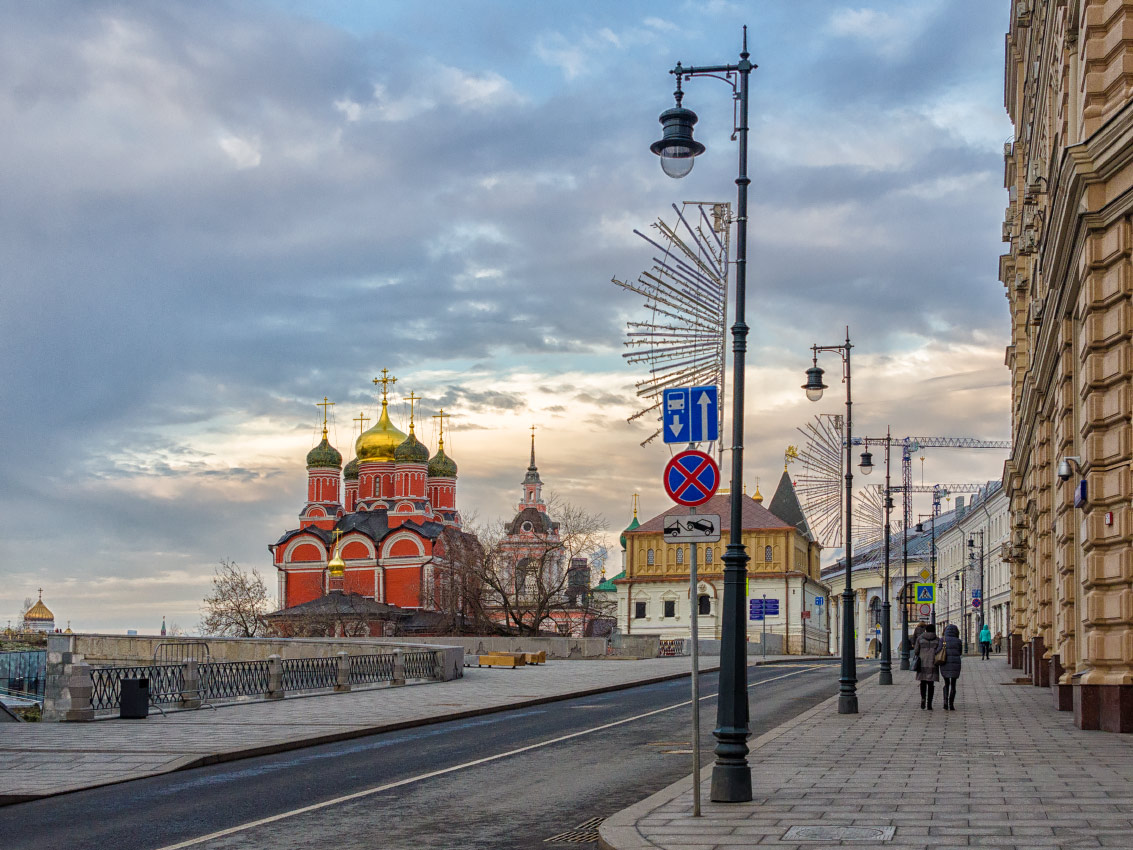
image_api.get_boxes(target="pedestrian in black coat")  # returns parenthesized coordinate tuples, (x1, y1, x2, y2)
(939, 623, 963, 710)
(913, 623, 941, 710)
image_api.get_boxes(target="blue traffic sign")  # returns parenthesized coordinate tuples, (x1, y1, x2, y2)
(663, 450, 721, 507)
(972, 589, 982, 599)
(915, 583, 936, 604)
(663, 386, 719, 444)
(813, 596, 825, 607)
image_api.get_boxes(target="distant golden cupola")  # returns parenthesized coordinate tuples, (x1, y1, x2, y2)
(355, 401, 407, 463)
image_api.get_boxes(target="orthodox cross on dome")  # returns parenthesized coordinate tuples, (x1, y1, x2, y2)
(373, 369, 397, 405)
(316, 397, 335, 438)
(632, 492, 639, 518)
(330, 528, 343, 554)
(353, 411, 370, 436)
(432, 409, 451, 448)
(406, 391, 421, 434)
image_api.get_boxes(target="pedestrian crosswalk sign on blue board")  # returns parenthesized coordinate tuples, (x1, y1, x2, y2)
(914, 583, 936, 604)
(663, 386, 719, 444)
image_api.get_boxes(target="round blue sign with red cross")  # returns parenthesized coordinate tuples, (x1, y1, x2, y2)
(663, 450, 721, 507)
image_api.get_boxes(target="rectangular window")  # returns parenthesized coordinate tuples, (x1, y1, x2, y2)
(664, 600, 676, 618)
(634, 601, 647, 619)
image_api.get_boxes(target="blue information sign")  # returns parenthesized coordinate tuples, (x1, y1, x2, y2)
(748, 598, 780, 620)
(663, 386, 719, 444)
(972, 589, 982, 599)
(813, 596, 825, 607)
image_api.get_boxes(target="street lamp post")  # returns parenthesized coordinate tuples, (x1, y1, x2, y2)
(969, 530, 985, 634)
(914, 513, 937, 625)
(803, 327, 857, 714)
(650, 27, 756, 804)
(857, 430, 893, 685)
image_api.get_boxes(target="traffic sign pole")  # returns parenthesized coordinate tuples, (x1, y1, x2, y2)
(688, 506, 701, 817)
(761, 594, 767, 659)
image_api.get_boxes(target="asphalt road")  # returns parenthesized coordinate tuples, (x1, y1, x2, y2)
(0, 659, 874, 850)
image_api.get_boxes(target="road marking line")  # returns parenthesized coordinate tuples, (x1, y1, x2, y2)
(153, 666, 818, 850)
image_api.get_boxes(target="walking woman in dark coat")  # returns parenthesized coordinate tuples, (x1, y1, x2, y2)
(914, 623, 941, 710)
(939, 623, 963, 710)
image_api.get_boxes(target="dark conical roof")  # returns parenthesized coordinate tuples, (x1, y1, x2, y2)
(394, 430, 429, 463)
(428, 446, 458, 478)
(767, 470, 813, 542)
(343, 456, 360, 481)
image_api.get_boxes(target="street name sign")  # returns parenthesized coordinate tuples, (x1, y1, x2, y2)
(748, 598, 780, 620)
(663, 386, 719, 444)
(664, 513, 722, 542)
(914, 583, 936, 604)
(663, 450, 720, 507)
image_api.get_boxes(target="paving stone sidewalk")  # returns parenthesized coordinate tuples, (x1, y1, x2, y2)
(0, 654, 807, 804)
(600, 658, 1133, 850)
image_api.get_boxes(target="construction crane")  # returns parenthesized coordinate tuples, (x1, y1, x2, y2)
(794, 415, 1010, 547)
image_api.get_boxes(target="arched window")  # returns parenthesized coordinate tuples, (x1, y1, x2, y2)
(869, 596, 882, 628)
(647, 548, 655, 565)
(676, 548, 684, 565)
(698, 594, 711, 615)
(705, 548, 713, 564)
(764, 545, 773, 562)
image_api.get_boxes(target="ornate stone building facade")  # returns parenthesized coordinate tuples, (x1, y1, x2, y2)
(1001, 0, 1133, 731)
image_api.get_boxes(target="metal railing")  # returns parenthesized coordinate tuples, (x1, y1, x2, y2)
(281, 657, 338, 692)
(351, 653, 395, 684)
(403, 650, 435, 680)
(90, 664, 184, 711)
(200, 660, 270, 701)
(154, 641, 210, 664)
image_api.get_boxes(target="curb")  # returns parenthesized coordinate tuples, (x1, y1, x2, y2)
(598, 667, 877, 850)
(0, 656, 824, 807)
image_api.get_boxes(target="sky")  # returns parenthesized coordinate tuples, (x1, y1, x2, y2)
(0, 0, 1015, 633)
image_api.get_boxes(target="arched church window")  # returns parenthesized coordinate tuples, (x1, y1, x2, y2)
(647, 549, 655, 565)
(764, 545, 773, 562)
(698, 595, 711, 615)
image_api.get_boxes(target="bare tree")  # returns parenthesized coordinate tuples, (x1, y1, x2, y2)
(442, 497, 606, 636)
(200, 559, 269, 637)
(19, 597, 34, 620)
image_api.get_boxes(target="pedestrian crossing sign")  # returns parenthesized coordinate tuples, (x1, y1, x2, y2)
(914, 583, 936, 604)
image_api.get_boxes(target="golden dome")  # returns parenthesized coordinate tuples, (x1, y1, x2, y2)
(24, 598, 54, 622)
(355, 402, 407, 463)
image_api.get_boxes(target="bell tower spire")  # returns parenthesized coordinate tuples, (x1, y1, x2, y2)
(521, 425, 544, 510)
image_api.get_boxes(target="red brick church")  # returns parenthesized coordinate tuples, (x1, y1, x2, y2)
(269, 371, 462, 614)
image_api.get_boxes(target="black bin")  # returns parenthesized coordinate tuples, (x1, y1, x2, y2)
(119, 677, 149, 719)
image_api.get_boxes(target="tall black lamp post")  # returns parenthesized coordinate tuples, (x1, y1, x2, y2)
(858, 429, 893, 685)
(969, 530, 985, 634)
(803, 327, 857, 714)
(914, 512, 938, 625)
(650, 27, 756, 803)
(898, 439, 919, 670)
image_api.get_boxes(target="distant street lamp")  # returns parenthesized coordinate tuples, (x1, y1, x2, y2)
(857, 431, 893, 685)
(650, 27, 756, 804)
(803, 327, 857, 714)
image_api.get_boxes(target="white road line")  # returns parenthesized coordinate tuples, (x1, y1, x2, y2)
(153, 666, 823, 850)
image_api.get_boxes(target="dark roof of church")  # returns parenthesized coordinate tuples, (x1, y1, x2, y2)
(767, 470, 814, 542)
(264, 590, 407, 619)
(629, 493, 793, 535)
(507, 506, 558, 536)
(271, 510, 446, 550)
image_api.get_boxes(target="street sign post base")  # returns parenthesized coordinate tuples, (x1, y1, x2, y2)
(710, 763, 752, 803)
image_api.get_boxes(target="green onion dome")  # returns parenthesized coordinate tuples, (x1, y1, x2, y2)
(343, 455, 360, 481)
(306, 430, 342, 469)
(619, 509, 641, 549)
(394, 430, 429, 463)
(428, 446, 458, 478)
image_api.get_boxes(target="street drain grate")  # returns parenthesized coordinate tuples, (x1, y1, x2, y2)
(937, 750, 1005, 757)
(782, 825, 896, 842)
(545, 816, 605, 844)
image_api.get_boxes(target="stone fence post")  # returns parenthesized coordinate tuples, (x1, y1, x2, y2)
(432, 649, 445, 681)
(265, 654, 284, 700)
(392, 649, 405, 686)
(43, 652, 93, 722)
(180, 659, 201, 709)
(335, 652, 351, 693)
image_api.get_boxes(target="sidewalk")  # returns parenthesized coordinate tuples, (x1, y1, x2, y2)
(0, 653, 807, 805)
(600, 659, 1133, 850)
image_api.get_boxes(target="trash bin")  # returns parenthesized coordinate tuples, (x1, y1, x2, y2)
(119, 677, 149, 719)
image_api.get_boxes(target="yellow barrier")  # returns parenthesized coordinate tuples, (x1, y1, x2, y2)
(523, 651, 546, 665)
(476, 654, 525, 668)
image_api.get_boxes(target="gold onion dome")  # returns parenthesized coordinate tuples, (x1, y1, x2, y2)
(343, 456, 360, 481)
(306, 429, 342, 469)
(24, 597, 54, 622)
(328, 550, 346, 578)
(394, 431, 429, 464)
(355, 403, 407, 463)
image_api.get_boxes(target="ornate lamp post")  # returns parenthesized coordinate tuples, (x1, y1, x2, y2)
(650, 27, 756, 804)
(858, 429, 894, 685)
(803, 327, 857, 714)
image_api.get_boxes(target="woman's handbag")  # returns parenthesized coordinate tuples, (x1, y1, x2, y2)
(934, 643, 947, 665)
(913, 654, 921, 673)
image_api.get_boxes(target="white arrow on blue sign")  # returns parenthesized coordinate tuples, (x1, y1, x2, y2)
(663, 385, 719, 444)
